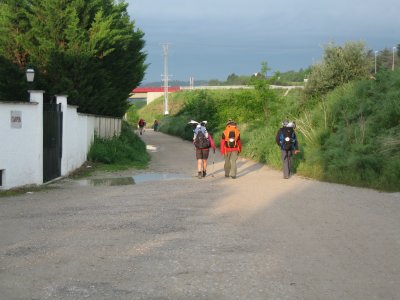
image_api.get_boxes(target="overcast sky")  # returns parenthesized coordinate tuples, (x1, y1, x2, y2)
(126, 0, 399, 84)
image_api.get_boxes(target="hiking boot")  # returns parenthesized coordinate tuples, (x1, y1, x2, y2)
(231, 176, 236, 179)
(203, 171, 206, 177)
(198, 172, 202, 179)
(225, 174, 229, 178)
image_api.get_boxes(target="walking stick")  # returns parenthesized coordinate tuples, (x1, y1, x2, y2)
(211, 151, 215, 177)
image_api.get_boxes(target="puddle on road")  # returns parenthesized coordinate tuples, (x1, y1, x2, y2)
(75, 172, 187, 186)
(133, 172, 186, 184)
(146, 144, 158, 152)
(76, 177, 135, 186)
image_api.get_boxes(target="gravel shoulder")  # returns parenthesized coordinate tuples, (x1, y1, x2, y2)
(0, 129, 399, 300)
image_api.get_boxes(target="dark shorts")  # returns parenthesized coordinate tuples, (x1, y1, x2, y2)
(196, 148, 209, 159)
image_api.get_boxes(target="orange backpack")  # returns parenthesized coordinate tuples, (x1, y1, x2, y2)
(223, 124, 240, 148)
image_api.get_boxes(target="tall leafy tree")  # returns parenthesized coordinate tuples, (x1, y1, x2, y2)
(0, 0, 147, 117)
(305, 41, 372, 98)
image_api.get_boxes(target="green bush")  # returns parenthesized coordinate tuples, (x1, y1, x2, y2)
(87, 122, 149, 168)
(316, 69, 400, 190)
(305, 41, 371, 98)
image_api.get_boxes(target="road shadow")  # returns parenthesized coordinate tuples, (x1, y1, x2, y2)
(236, 159, 264, 178)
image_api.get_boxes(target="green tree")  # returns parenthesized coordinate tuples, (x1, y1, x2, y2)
(226, 73, 239, 84)
(0, 0, 147, 117)
(305, 41, 372, 97)
(0, 56, 27, 101)
(225, 73, 251, 85)
(276, 68, 311, 84)
(208, 79, 222, 86)
(374, 48, 399, 72)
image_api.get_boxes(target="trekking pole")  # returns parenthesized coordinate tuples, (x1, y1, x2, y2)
(211, 151, 215, 177)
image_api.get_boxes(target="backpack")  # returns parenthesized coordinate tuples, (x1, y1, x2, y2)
(279, 127, 295, 150)
(138, 119, 144, 126)
(194, 130, 210, 149)
(223, 124, 240, 148)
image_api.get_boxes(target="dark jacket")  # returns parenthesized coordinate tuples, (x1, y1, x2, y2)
(276, 127, 298, 151)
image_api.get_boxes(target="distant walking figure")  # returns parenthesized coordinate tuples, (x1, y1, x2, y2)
(138, 118, 145, 135)
(153, 120, 159, 131)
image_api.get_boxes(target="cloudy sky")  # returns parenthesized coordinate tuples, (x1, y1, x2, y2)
(126, 0, 399, 84)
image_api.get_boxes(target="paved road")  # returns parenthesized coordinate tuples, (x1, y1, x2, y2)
(1, 130, 400, 299)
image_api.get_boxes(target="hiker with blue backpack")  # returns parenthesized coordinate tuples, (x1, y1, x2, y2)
(276, 120, 300, 179)
(191, 121, 216, 179)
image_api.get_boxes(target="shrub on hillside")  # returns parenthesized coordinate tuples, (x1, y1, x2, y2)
(317, 69, 400, 190)
(305, 41, 372, 98)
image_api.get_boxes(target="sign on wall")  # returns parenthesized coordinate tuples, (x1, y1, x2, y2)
(10, 111, 22, 129)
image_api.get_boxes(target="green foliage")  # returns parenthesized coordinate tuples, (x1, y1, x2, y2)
(156, 64, 400, 191)
(206, 64, 310, 87)
(0, 56, 28, 101)
(125, 104, 140, 125)
(207, 74, 252, 86)
(130, 91, 190, 133)
(269, 68, 311, 85)
(0, 0, 146, 117)
(88, 122, 149, 168)
(375, 47, 399, 72)
(305, 41, 372, 98)
(225, 73, 251, 85)
(315, 69, 400, 190)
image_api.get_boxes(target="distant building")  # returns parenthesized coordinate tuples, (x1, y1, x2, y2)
(129, 86, 181, 104)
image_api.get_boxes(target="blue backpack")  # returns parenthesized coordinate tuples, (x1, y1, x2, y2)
(279, 127, 296, 151)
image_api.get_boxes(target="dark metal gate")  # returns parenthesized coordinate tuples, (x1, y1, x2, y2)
(43, 103, 63, 182)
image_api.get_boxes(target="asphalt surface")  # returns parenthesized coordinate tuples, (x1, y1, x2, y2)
(1, 129, 400, 300)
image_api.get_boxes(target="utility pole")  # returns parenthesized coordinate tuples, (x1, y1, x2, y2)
(162, 43, 170, 115)
(393, 46, 396, 71)
(189, 76, 194, 90)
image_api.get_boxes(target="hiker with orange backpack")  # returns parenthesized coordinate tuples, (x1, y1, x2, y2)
(220, 120, 242, 179)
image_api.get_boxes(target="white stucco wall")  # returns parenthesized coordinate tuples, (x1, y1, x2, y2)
(93, 115, 121, 138)
(0, 93, 121, 190)
(57, 95, 95, 176)
(0, 91, 44, 189)
(57, 95, 120, 178)
(146, 92, 164, 104)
